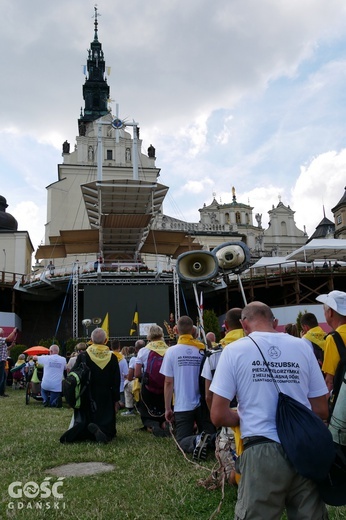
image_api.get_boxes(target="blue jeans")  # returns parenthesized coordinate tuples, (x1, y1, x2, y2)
(41, 387, 61, 407)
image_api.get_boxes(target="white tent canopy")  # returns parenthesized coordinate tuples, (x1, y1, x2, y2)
(285, 239, 346, 263)
(250, 256, 308, 270)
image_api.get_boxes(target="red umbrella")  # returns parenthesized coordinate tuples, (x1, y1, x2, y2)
(23, 346, 50, 356)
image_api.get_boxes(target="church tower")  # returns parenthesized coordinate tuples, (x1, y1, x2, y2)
(38, 9, 164, 265)
(78, 6, 110, 134)
(332, 186, 346, 239)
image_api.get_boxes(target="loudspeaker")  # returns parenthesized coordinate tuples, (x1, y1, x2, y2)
(92, 317, 102, 325)
(176, 250, 219, 282)
(212, 241, 250, 273)
(82, 319, 92, 328)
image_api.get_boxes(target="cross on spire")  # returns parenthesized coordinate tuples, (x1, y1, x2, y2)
(93, 4, 100, 41)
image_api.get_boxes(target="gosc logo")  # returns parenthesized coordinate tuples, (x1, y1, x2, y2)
(8, 478, 64, 499)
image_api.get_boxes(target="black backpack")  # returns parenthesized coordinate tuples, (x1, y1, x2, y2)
(62, 353, 94, 409)
(143, 350, 165, 394)
(328, 331, 346, 416)
(310, 341, 324, 368)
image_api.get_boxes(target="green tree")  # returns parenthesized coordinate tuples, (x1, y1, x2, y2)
(296, 310, 307, 337)
(203, 309, 221, 342)
(8, 344, 27, 361)
(37, 337, 60, 348)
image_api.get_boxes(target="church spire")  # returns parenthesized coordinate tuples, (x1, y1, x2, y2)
(93, 5, 99, 41)
(78, 6, 110, 133)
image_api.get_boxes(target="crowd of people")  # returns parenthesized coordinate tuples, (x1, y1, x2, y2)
(1, 289, 346, 518)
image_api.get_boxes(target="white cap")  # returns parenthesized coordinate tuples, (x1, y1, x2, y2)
(316, 290, 346, 316)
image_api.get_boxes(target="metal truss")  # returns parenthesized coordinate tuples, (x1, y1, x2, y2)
(173, 267, 180, 321)
(72, 264, 79, 339)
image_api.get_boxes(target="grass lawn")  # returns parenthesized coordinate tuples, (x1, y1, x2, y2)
(0, 387, 345, 520)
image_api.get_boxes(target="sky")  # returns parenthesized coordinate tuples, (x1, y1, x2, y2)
(1, 0, 346, 254)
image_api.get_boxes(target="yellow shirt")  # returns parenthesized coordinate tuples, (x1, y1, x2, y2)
(322, 324, 346, 376)
(302, 326, 326, 351)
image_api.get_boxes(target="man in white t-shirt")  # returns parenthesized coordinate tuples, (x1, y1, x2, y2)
(35, 345, 66, 407)
(160, 315, 215, 459)
(210, 302, 329, 520)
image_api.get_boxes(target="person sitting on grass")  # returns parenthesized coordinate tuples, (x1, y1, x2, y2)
(11, 353, 26, 389)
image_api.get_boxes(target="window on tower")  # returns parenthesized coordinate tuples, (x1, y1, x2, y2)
(106, 150, 113, 160)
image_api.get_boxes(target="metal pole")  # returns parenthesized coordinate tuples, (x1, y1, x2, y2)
(173, 267, 180, 322)
(238, 274, 248, 306)
(132, 121, 138, 180)
(193, 283, 206, 344)
(72, 263, 79, 339)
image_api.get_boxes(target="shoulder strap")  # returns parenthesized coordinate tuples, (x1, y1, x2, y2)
(310, 340, 323, 352)
(79, 351, 88, 362)
(204, 347, 223, 358)
(328, 331, 346, 365)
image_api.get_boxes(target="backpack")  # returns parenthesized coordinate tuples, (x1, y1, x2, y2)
(199, 347, 222, 399)
(310, 341, 324, 368)
(143, 350, 165, 394)
(318, 334, 346, 506)
(320, 372, 346, 505)
(328, 331, 346, 416)
(276, 391, 335, 481)
(62, 353, 93, 409)
(317, 444, 346, 506)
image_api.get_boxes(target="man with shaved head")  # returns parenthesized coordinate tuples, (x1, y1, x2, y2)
(210, 302, 329, 520)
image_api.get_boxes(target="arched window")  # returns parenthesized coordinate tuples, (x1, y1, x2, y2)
(281, 221, 287, 235)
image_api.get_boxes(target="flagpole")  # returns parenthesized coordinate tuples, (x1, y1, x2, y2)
(193, 283, 206, 344)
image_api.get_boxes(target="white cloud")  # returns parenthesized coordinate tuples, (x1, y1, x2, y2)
(291, 150, 346, 234)
(13, 201, 45, 248)
(2, 1, 346, 256)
